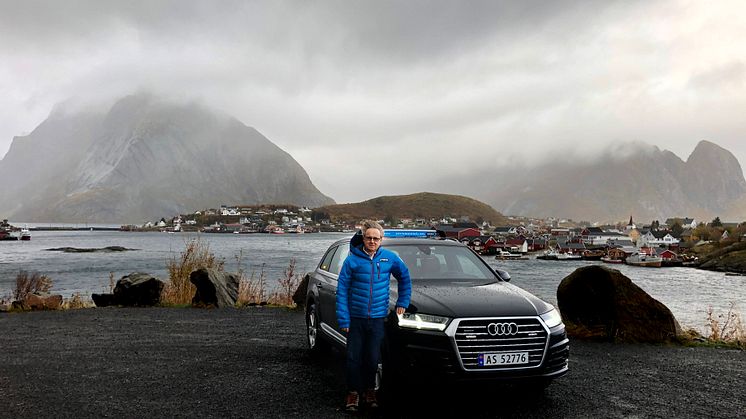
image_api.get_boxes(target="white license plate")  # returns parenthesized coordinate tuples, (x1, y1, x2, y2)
(478, 352, 529, 366)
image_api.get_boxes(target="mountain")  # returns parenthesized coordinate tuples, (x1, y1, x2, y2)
(480, 140, 746, 223)
(0, 94, 334, 223)
(316, 192, 508, 225)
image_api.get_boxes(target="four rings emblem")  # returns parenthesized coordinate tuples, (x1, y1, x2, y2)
(486, 322, 519, 336)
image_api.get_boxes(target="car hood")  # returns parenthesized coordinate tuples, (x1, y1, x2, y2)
(392, 279, 553, 318)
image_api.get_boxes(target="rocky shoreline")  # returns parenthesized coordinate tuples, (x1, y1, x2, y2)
(693, 241, 746, 274)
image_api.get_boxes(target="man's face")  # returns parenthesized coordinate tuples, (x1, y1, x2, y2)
(363, 228, 382, 254)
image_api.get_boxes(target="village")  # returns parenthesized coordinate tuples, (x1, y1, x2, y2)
(120, 204, 745, 268)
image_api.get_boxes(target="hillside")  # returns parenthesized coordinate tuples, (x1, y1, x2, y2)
(478, 141, 746, 223)
(315, 192, 507, 225)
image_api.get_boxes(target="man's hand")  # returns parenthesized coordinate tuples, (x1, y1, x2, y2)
(341, 328, 349, 333)
(396, 307, 405, 316)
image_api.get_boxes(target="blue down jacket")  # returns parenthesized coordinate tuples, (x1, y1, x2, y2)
(336, 236, 412, 329)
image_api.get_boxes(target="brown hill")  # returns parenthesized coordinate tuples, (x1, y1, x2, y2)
(316, 192, 507, 225)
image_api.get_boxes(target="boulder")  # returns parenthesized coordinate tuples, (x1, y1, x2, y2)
(91, 293, 118, 307)
(190, 268, 239, 308)
(112, 273, 164, 306)
(557, 265, 681, 343)
(12, 293, 63, 311)
(292, 274, 311, 307)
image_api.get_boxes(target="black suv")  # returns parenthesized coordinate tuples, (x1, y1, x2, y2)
(305, 231, 569, 389)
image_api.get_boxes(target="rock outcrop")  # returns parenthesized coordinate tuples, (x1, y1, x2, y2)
(190, 268, 239, 308)
(557, 265, 681, 343)
(695, 241, 746, 273)
(92, 272, 164, 307)
(292, 274, 311, 307)
(12, 293, 63, 311)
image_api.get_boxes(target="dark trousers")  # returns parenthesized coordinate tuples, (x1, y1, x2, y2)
(346, 317, 385, 392)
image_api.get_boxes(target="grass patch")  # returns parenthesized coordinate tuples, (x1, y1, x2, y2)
(63, 292, 95, 310)
(14, 270, 53, 301)
(681, 302, 745, 349)
(161, 238, 224, 305)
(268, 258, 302, 307)
(237, 260, 267, 306)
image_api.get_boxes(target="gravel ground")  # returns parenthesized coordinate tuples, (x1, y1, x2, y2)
(0, 307, 743, 418)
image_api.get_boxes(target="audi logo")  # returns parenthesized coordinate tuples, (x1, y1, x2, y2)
(486, 322, 519, 336)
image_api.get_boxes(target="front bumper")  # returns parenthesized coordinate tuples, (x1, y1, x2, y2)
(386, 317, 569, 382)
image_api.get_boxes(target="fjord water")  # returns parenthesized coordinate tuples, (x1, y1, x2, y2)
(1, 230, 744, 334)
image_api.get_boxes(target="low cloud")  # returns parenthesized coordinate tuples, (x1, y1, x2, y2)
(1, 0, 745, 203)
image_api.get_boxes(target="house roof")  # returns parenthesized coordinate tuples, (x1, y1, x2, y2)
(493, 226, 514, 233)
(438, 225, 479, 233)
(452, 222, 480, 229)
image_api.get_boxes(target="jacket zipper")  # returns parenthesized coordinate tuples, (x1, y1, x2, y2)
(368, 259, 374, 318)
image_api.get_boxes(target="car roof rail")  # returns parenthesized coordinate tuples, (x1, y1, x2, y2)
(383, 228, 445, 239)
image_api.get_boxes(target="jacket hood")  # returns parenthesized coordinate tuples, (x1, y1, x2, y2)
(391, 279, 553, 318)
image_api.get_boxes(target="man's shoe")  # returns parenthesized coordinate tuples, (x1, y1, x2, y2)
(363, 388, 379, 409)
(345, 391, 359, 412)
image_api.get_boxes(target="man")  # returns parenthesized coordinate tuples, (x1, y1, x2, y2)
(336, 220, 411, 412)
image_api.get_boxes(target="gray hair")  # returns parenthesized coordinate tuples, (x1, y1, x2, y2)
(362, 220, 384, 237)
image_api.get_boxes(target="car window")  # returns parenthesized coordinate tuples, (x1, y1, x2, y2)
(388, 244, 495, 280)
(319, 246, 337, 272)
(328, 245, 349, 275)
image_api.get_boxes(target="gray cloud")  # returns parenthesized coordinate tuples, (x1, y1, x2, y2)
(1, 0, 745, 203)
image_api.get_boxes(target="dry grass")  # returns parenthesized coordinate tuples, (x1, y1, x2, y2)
(705, 302, 745, 347)
(161, 238, 225, 305)
(237, 264, 267, 306)
(63, 292, 94, 310)
(14, 270, 53, 301)
(268, 258, 302, 307)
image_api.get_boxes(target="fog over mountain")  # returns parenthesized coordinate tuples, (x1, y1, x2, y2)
(434, 140, 746, 223)
(0, 94, 334, 223)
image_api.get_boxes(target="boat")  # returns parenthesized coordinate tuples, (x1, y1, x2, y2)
(536, 249, 559, 260)
(536, 249, 581, 260)
(556, 252, 582, 260)
(0, 219, 21, 240)
(625, 253, 662, 268)
(495, 250, 526, 260)
(601, 257, 624, 264)
(582, 250, 604, 260)
(20, 225, 31, 241)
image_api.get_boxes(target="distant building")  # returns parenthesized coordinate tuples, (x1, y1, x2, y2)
(438, 224, 481, 240)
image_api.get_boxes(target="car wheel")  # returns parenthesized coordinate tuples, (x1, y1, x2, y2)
(306, 302, 329, 355)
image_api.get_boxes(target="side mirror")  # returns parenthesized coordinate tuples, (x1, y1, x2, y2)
(495, 269, 511, 282)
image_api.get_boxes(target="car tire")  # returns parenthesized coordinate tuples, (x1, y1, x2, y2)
(306, 302, 329, 355)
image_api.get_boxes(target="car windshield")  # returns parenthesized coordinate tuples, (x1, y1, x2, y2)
(387, 244, 497, 281)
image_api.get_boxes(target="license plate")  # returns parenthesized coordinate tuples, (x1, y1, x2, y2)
(478, 352, 529, 366)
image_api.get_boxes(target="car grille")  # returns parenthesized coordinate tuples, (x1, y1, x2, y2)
(452, 317, 548, 371)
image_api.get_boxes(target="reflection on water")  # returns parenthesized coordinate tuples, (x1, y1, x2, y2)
(2, 231, 744, 334)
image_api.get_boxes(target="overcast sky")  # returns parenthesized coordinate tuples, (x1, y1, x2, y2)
(1, 0, 745, 203)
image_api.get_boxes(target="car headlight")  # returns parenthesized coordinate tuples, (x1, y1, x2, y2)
(397, 312, 450, 331)
(540, 307, 563, 328)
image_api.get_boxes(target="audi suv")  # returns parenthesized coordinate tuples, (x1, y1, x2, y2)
(305, 230, 569, 390)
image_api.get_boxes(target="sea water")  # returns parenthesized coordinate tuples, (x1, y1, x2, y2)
(1, 230, 744, 334)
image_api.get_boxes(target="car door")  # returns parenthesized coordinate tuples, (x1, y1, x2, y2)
(322, 244, 349, 332)
(315, 245, 338, 331)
